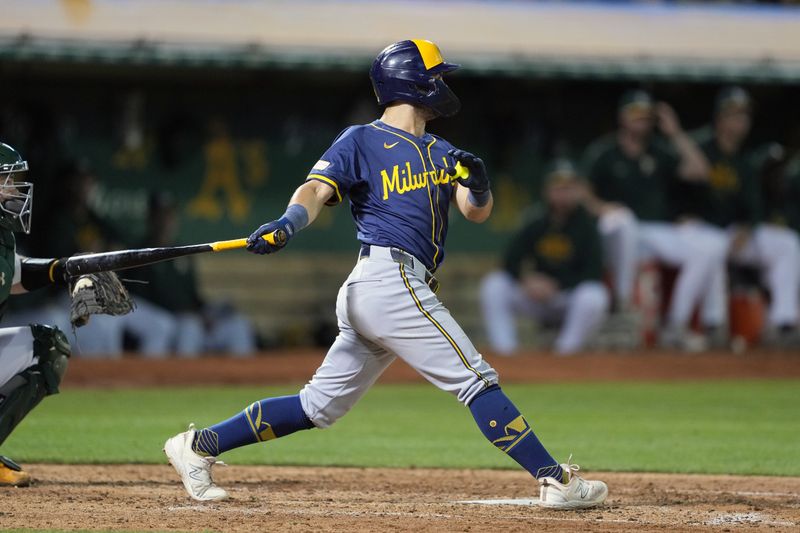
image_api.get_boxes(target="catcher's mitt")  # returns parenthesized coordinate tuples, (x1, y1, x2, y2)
(70, 271, 135, 327)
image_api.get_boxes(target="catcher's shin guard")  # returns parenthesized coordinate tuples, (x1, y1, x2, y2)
(0, 324, 70, 445)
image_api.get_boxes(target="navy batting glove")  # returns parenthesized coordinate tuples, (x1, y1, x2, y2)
(447, 149, 490, 193)
(246, 218, 293, 255)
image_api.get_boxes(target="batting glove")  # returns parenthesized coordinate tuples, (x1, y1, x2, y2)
(246, 218, 293, 255)
(447, 149, 490, 194)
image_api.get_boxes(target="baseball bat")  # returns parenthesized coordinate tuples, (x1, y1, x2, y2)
(64, 230, 286, 277)
(447, 162, 470, 181)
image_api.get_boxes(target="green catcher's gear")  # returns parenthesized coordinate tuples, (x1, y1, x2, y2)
(0, 324, 70, 446)
(0, 142, 33, 234)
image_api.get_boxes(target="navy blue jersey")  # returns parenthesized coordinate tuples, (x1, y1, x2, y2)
(306, 120, 459, 271)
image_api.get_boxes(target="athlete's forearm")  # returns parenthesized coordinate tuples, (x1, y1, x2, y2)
(455, 185, 493, 223)
(671, 131, 710, 182)
(288, 180, 335, 228)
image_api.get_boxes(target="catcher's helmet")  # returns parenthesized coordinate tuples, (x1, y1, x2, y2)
(369, 39, 461, 118)
(0, 142, 32, 234)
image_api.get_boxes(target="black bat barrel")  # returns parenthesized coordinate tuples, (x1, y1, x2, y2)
(64, 244, 213, 277)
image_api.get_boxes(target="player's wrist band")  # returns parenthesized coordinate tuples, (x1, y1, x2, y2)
(468, 189, 491, 207)
(281, 204, 310, 236)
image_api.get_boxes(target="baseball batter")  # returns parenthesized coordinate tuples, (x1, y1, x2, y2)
(164, 39, 607, 509)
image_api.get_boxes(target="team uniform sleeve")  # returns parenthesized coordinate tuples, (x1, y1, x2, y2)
(0, 255, 14, 302)
(305, 127, 360, 206)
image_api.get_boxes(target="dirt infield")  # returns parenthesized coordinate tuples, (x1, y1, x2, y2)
(6, 353, 794, 531)
(63, 350, 800, 388)
(2, 464, 798, 532)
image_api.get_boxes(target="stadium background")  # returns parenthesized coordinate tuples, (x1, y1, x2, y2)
(2, 1, 800, 531)
(5, 0, 800, 345)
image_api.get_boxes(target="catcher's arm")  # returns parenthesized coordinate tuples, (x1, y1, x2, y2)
(12, 254, 134, 327)
(13, 255, 68, 294)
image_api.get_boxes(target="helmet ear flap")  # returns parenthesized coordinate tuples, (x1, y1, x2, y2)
(413, 79, 434, 97)
(369, 40, 460, 118)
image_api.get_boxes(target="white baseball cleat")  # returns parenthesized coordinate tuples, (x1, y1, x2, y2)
(164, 424, 229, 501)
(539, 456, 608, 509)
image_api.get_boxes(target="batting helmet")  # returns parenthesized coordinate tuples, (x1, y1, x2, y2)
(369, 39, 461, 118)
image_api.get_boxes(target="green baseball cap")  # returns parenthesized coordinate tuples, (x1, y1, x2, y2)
(618, 89, 654, 117)
(714, 86, 751, 115)
(543, 159, 580, 186)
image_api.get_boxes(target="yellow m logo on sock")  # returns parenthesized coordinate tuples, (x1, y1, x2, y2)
(491, 415, 533, 453)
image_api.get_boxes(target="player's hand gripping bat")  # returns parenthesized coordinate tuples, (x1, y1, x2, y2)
(63, 230, 286, 277)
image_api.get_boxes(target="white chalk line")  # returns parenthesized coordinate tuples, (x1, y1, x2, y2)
(165, 504, 635, 524)
(616, 487, 800, 498)
(706, 512, 795, 527)
(167, 501, 797, 527)
(457, 498, 539, 506)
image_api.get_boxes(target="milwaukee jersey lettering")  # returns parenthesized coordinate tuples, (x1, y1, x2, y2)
(306, 120, 458, 271)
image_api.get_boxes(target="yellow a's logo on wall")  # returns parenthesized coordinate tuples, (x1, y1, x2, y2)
(536, 234, 573, 262)
(188, 120, 269, 222)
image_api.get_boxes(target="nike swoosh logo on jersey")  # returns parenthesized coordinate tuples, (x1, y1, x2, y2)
(383, 141, 400, 149)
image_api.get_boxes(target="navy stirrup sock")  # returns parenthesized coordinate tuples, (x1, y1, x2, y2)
(192, 395, 314, 457)
(469, 385, 564, 481)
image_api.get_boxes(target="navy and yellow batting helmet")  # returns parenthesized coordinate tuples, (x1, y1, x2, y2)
(369, 40, 461, 118)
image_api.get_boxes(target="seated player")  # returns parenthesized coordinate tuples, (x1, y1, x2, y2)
(481, 160, 609, 355)
(582, 90, 728, 351)
(164, 39, 607, 509)
(680, 87, 800, 347)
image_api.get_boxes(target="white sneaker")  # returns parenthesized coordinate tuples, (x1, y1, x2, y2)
(164, 424, 229, 501)
(539, 456, 608, 509)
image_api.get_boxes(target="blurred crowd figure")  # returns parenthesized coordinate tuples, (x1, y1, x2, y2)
(481, 161, 609, 355)
(124, 192, 256, 357)
(5, 164, 256, 358)
(481, 86, 800, 354)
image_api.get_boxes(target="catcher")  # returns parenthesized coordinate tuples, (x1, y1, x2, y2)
(0, 142, 133, 486)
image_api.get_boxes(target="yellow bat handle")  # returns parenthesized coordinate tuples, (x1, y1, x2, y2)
(209, 230, 286, 252)
(452, 161, 470, 181)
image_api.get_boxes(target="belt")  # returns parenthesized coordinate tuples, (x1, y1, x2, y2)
(359, 244, 440, 294)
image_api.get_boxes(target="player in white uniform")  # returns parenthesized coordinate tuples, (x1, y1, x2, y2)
(680, 87, 800, 345)
(163, 40, 607, 509)
(582, 90, 728, 351)
(481, 160, 609, 354)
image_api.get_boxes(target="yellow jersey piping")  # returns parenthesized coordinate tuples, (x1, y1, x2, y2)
(426, 140, 447, 269)
(398, 263, 489, 387)
(306, 174, 342, 204)
(370, 123, 440, 266)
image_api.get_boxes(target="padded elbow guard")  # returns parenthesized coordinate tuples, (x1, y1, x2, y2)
(0, 324, 70, 446)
